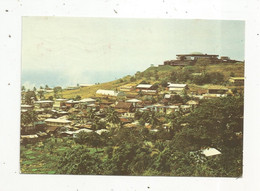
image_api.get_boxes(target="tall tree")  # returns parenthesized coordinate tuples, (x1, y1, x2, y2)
(24, 91, 37, 104)
(106, 108, 120, 129)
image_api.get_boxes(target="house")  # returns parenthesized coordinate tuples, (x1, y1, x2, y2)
(126, 99, 142, 108)
(121, 112, 135, 118)
(34, 100, 54, 109)
(64, 86, 80, 90)
(115, 101, 134, 113)
(167, 83, 188, 94)
(136, 84, 157, 94)
(201, 148, 221, 157)
(176, 53, 219, 61)
(100, 100, 113, 109)
(229, 77, 244, 86)
(65, 100, 80, 108)
(220, 56, 230, 61)
(165, 105, 179, 114)
(79, 84, 94, 88)
(53, 98, 67, 109)
(203, 94, 227, 99)
(207, 86, 229, 94)
(96, 89, 125, 97)
(220, 56, 237, 63)
(80, 98, 96, 105)
(21, 104, 34, 112)
(45, 89, 54, 93)
(186, 100, 199, 106)
(164, 94, 172, 99)
(180, 105, 192, 112)
(164, 60, 191, 66)
(45, 118, 72, 128)
(21, 124, 36, 135)
(85, 104, 100, 111)
(95, 129, 109, 135)
(125, 93, 138, 99)
(164, 53, 219, 66)
(119, 117, 133, 124)
(120, 85, 135, 92)
(191, 73, 202, 76)
(203, 86, 229, 99)
(21, 134, 39, 144)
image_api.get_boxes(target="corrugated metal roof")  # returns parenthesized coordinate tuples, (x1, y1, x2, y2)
(96, 89, 117, 96)
(126, 99, 141, 103)
(201, 148, 221, 157)
(168, 84, 187, 88)
(80, 98, 96, 103)
(45, 118, 71, 123)
(34, 100, 54, 103)
(169, 88, 185, 91)
(136, 84, 153, 89)
(66, 100, 80, 103)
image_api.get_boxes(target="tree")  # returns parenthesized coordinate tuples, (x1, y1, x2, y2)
(148, 111, 160, 128)
(53, 86, 62, 98)
(173, 96, 243, 154)
(170, 94, 183, 104)
(21, 111, 38, 127)
(38, 91, 45, 100)
(106, 108, 121, 129)
(230, 72, 235, 77)
(206, 72, 224, 84)
(75, 95, 81, 101)
(75, 131, 103, 151)
(57, 146, 103, 175)
(160, 79, 168, 88)
(130, 76, 136, 82)
(154, 69, 159, 80)
(24, 91, 37, 104)
(21, 86, 26, 92)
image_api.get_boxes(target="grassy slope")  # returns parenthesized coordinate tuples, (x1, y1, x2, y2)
(46, 62, 244, 99)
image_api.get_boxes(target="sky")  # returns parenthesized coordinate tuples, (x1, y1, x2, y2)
(22, 17, 245, 89)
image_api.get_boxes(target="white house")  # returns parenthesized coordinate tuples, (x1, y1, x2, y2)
(45, 118, 72, 127)
(96, 89, 125, 97)
(80, 98, 96, 104)
(167, 83, 187, 93)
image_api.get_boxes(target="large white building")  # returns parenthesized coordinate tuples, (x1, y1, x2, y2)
(167, 83, 187, 93)
(96, 89, 125, 97)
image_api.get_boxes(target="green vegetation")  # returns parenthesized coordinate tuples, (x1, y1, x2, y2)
(20, 96, 243, 177)
(43, 62, 244, 99)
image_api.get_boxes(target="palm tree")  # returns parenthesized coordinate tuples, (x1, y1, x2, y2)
(87, 109, 96, 121)
(38, 91, 45, 100)
(148, 111, 160, 128)
(106, 108, 120, 130)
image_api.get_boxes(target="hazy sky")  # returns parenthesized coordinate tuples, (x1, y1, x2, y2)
(22, 17, 245, 88)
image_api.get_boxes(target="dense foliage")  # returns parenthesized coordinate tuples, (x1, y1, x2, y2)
(20, 96, 243, 177)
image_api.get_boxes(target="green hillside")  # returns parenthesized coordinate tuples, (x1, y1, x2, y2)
(45, 61, 244, 99)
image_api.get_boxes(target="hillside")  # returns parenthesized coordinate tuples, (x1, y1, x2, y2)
(45, 61, 244, 99)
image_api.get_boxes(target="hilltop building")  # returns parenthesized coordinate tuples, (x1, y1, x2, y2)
(164, 53, 238, 66)
(176, 53, 219, 61)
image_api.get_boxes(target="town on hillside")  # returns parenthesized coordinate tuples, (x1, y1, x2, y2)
(20, 53, 244, 176)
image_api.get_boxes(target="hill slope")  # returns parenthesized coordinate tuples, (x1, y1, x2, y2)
(45, 61, 244, 99)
